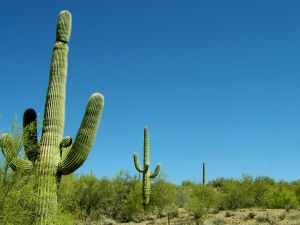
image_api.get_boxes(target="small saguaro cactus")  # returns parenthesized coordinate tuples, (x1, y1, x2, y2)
(0, 10, 104, 225)
(133, 126, 161, 208)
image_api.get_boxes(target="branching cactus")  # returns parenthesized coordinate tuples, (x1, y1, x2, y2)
(133, 126, 160, 208)
(0, 10, 104, 225)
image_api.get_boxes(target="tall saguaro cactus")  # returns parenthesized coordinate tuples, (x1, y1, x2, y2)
(133, 127, 161, 208)
(0, 10, 104, 225)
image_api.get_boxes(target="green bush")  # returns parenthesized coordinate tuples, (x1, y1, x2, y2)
(267, 187, 299, 209)
(184, 185, 217, 219)
(289, 180, 300, 201)
(217, 181, 245, 210)
(252, 176, 275, 207)
(74, 174, 104, 220)
(58, 174, 78, 219)
(0, 169, 37, 225)
(109, 171, 144, 222)
(0, 122, 38, 225)
(178, 180, 195, 207)
(217, 175, 256, 210)
(150, 172, 178, 215)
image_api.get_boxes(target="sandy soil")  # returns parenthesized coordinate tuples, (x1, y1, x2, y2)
(117, 208, 300, 225)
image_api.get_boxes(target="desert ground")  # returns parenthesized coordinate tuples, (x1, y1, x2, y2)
(95, 208, 300, 225)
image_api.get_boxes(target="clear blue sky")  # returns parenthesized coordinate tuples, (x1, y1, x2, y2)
(1, 1, 300, 184)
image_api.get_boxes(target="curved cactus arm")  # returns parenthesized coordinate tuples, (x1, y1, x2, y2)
(58, 93, 104, 175)
(150, 163, 161, 178)
(133, 153, 143, 172)
(23, 108, 39, 162)
(133, 153, 149, 173)
(0, 134, 33, 171)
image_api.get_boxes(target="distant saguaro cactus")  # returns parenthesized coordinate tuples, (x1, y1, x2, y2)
(0, 10, 104, 225)
(133, 127, 161, 208)
(202, 162, 206, 189)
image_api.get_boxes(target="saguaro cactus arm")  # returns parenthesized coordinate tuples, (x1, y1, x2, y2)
(23, 108, 39, 162)
(58, 93, 104, 175)
(0, 134, 33, 171)
(133, 153, 143, 172)
(150, 163, 161, 178)
(133, 153, 149, 173)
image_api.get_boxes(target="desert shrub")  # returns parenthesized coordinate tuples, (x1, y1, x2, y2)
(73, 174, 105, 221)
(0, 122, 37, 225)
(150, 172, 178, 214)
(217, 176, 256, 210)
(57, 174, 78, 219)
(108, 171, 144, 222)
(289, 180, 300, 201)
(209, 177, 227, 189)
(116, 179, 144, 222)
(213, 179, 239, 210)
(0, 168, 37, 225)
(58, 173, 119, 222)
(267, 187, 299, 209)
(178, 180, 196, 207)
(239, 175, 256, 207)
(277, 181, 290, 189)
(58, 171, 177, 223)
(252, 176, 275, 207)
(184, 185, 217, 220)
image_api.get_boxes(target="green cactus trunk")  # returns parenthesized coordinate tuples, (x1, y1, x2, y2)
(0, 11, 104, 225)
(36, 15, 69, 222)
(202, 162, 206, 189)
(133, 127, 161, 208)
(143, 127, 150, 206)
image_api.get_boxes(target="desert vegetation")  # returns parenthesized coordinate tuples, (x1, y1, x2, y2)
(2, 6, 300, 225)
(1, 153, 300, 225)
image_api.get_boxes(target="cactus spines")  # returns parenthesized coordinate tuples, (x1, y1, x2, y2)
(133, 126, 161, 208)
(0, 10, 104, 225)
